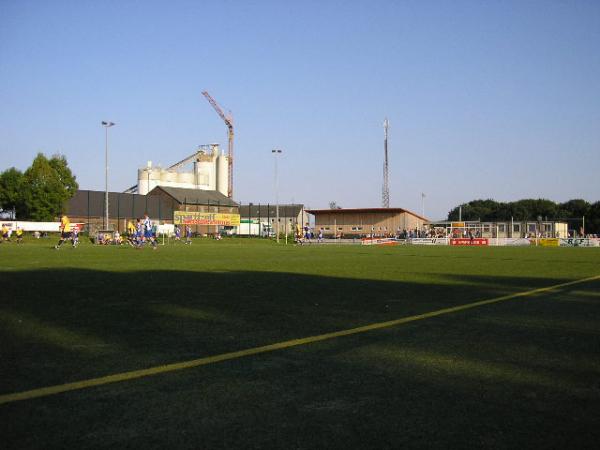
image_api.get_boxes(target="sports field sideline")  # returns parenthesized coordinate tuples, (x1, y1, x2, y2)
(1, 238, 599, 448)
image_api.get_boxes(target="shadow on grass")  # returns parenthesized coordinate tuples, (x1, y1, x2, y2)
(1, 269, 599, 449)
(0, 269, 595, 390)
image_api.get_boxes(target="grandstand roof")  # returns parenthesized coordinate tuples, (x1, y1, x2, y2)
(305, 207, 428, 222)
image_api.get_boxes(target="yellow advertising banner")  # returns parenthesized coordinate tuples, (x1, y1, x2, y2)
(451, 222, 465, 228)
(174, 211, 240, 226)
(538, 238, 559, 247)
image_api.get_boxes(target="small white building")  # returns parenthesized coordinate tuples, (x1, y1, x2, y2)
(237, 204, 309, 237)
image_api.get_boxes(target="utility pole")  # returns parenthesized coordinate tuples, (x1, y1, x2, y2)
(382, 118, 390, 208)
(272, 149, 282, 243)
(421, 192, 426, 217)
(102, 121, 115, 230)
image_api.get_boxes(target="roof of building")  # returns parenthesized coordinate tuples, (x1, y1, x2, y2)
(305, 207, 428, 222)
(239, 204, 304, 219)
(67, 189, 176, 220)
(148, 186, 238, 207)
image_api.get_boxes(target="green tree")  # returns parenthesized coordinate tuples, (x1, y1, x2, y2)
(510, 199, 558, 221)
(0, 167, 26, 217)
(447, 199, 501, 221)
(557, 199, 590, 219)
(22, 153, 78, 221)
(49, 154, 78, 199)
(585, 201, 600, 235)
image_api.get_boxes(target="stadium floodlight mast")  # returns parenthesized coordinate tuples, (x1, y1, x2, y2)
(102, 121, 115, 230)
(272, 149, 282, 243)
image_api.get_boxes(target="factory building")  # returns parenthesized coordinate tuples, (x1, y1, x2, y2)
(307, 207, 428, 238)
(67, 186, 238, 235)
(66, 142, 237, 235)
(136, 144, 229, 197)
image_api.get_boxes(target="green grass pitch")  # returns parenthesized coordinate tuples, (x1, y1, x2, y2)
(1, 237, 599, 449)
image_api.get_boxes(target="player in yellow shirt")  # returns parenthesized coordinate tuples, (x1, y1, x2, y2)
(295, 223, 302, 245)
(55, 215, 72, 249)
(126, 220, 136, 246)
(1, 224, 10, 243)
(15, 227, 24, 244)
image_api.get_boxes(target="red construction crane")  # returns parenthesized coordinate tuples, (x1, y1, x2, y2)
(202, 91, 234, 198)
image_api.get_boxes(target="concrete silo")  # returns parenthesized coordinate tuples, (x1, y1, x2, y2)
(216, 153, 229, 197)
(133, 144, 230, 195)
(138, 162, 163, 195)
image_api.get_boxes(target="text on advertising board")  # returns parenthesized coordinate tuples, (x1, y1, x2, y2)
(450, 238, 489, 246)
(174, 211, 241, 226)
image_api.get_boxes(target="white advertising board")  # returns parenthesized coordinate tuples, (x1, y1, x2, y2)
(1, 221, 61, 232)
(409, 238, 449, 245)
(559, 238, 600, 247)
(494, 238, 531, 247)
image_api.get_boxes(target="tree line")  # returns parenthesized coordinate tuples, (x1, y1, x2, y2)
(447, 199, 600, 234)
(0, 153, 78, 221)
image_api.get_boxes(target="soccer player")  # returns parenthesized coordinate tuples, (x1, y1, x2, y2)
(71, 227, 80, 247)
(318, 228, 323, 243)
(125, 220, 135, 246)
(55, 215, 71, 249)
(133, 218, 143, 248)
(143, 214, 152, 243)
(174, 225, 181, 241)
(1, 224, 10, 243)
(185, 225, 192, 245)
(15, 227, 24, 244)
(127, 220, 136, 238)
(150, 222, 158, 250)
(304, 223, 312, 244)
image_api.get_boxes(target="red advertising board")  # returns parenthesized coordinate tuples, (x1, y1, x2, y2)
(450, 238, 489, 246)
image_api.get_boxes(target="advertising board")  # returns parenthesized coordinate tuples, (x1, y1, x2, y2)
(538, 238, 559, 247)
(1, 221, 61, 232)
(174, 211, 241, 226)
(450, 238, 489, 246)
(410, 238, 449, 245)
(500, 238, 531, 246)
(559, 238, 600, 247)
(361, 237, 400, 246)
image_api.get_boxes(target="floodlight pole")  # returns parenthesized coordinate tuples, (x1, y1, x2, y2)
(272, 149, 282, 243)
(102, 121, 115, 230)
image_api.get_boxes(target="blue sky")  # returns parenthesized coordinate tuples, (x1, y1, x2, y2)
(1, 0, 599, 219)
